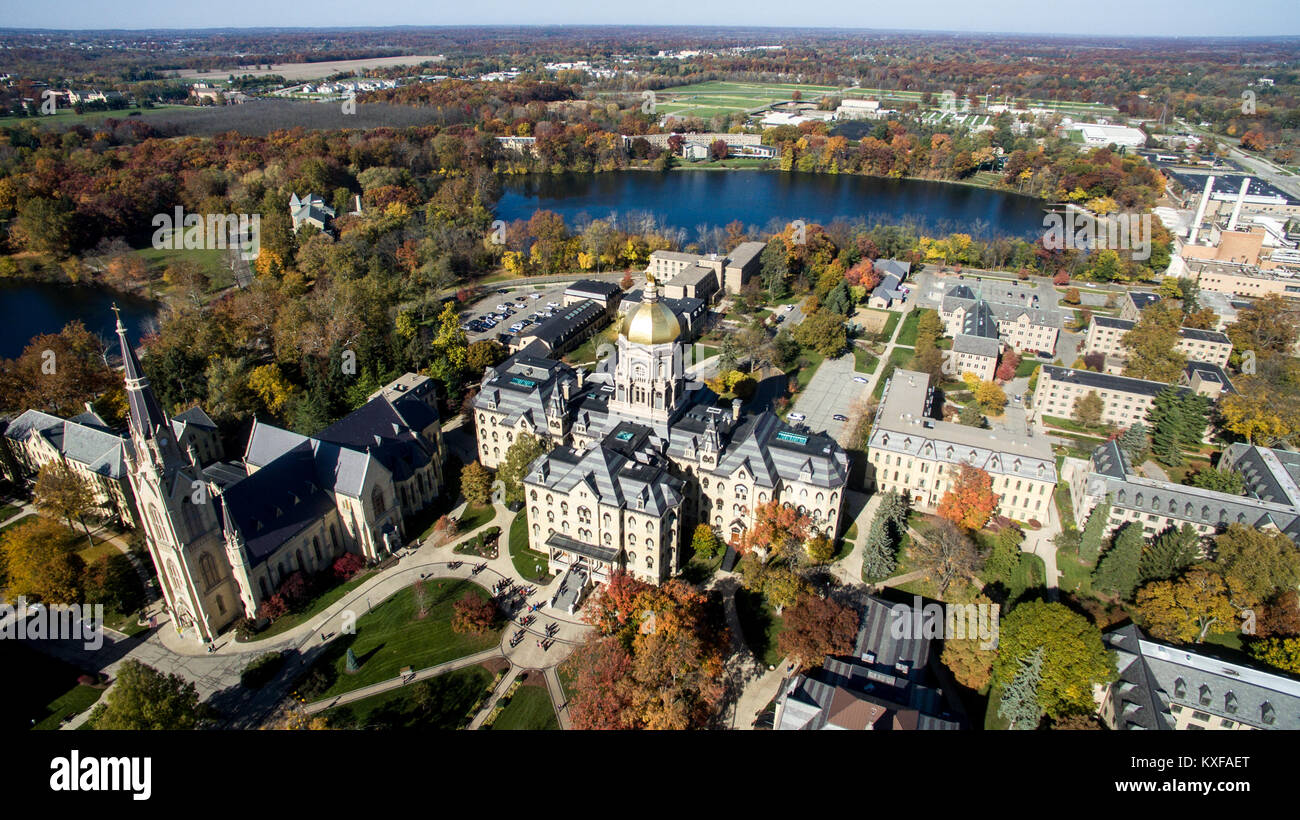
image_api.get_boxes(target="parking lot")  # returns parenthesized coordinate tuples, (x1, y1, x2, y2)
(459, 281, 580, 344)
(789, 353, 868, 441)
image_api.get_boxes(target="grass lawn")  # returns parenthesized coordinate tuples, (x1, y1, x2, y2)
(0, 641, 103, 730)
(298, 578, 501, 699)
(834, 521, 858, 561)
(0, 502, 22, 522)
(984, 682, 1010, 730)
(77, 538, 121, 566)
(896, 310, 922, 346)
(249, 570, 375, 642)
(508, 511, 551, 583)
(1042, 415, 1115, 437)
(322, 665, 493, 729)
(853, 346, 879, 374)
(681, 548, 725, 585)
(488, 680, 559, 730)
(793, 351, 826, 393)
(456, 503, 496, 534)
(734, 587, 785, 668)
(873, 310, 903, 343)
(1016, 358, 1041, 378)
(1054, 482, 1077, 532)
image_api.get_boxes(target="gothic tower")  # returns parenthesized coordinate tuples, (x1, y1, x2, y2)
(609, 272, 684, 426)
(115, 308, 240, 643)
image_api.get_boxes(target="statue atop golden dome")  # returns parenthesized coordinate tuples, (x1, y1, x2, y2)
(622, 270, 681, 345)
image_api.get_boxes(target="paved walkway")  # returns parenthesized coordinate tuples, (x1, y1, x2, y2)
(302, 648, 504, 715)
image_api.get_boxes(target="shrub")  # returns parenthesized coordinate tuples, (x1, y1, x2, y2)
(332, 553, 365, 581)
(234, 617, 259, 641)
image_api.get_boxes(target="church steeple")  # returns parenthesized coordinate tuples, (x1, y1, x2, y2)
(114, 304, 169, 441)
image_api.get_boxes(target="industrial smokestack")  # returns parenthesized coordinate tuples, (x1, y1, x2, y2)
(1188, 175, 1216, 245)
(1227, 177, 1252, 232)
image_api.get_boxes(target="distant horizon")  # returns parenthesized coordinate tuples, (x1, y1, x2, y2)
(2, 24, 1300, 41)
(1, 0, 1298, 39)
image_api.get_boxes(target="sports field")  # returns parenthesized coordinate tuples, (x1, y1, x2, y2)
(650, 80, 843, 119)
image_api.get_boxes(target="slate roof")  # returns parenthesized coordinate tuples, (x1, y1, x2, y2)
(472, 350, 582, 430)
(564, 279, 621, 300)
(1106, 624, 1300, 730)
(942, 284, 1061, 328)
(220, 442, 338, 566)
(4, 409, 128, 479)
(952, 333, 1000, 357)
(526, 438, 684, 517)
(1083, 440, 1300, 540)
(1040, 365, 1192, 400)
(315, 395, 439, 484)
(243, 419, 377, 498)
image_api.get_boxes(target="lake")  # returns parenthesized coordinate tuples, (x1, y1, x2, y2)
(496, 170, 1046, 240)
(0, 281, 159, 359)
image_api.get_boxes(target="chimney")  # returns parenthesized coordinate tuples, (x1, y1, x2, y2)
(1188, 175, 1216, 245)
(1227, 177, 1251, 232)
(731, 397, 742, 418)
(83, 401, 94, 414)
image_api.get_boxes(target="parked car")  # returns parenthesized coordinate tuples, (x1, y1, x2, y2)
(832, 414, 849, 422)
(497, 288, 510, 294)
(788, 412, 806, 421)
(530, 293, 542, 300)
(853, 376, 869, 384)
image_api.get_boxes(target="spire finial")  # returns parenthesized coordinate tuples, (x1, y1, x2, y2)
(111, 303, 125, 334)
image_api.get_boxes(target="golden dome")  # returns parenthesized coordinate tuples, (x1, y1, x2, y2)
(622, 273, 681, 345)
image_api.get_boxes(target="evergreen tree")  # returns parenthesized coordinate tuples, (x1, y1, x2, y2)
(861, 515, 897, 581)
(998, 646, 1045, 730)
(1148, 387, 1189, 466)
(1177, 393, 1210, 449)
(1079, 496, 1110, 564)
(1094, 523, 1144, 600)
(1139, 523, 1201, 584)
(1118, 423, 1150, 465)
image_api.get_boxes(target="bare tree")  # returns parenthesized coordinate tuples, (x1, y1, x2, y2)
(911, 519, 984, 596)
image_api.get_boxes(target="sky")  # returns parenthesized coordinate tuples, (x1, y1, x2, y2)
(1, 0, 1298, 37)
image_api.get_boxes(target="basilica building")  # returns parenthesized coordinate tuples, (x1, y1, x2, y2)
(472, 274, 850, 599)
(113, 312, 446, 644)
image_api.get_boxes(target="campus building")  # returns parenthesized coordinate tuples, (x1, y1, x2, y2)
(774, 595, 962, 730)
(867, 369, 1057, 524)
(1062, 440, 1300, 543)
(1101, 624, 1300, 730)
(476, 273, 849, 602)
(939, 283, 1061, 355)
(1031, 365, 1197, 429)
(1082, 316, 1232, 367)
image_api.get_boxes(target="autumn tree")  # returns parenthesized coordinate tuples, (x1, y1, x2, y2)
(0, 517, 85, 604)
(974, 380, 1006, 414)
(993, 601, 1115, 719)
(0, 321, 115, 416)
(1072, 390, 1104, 428)
(1248, 637, 1300, 675)
(1211, 524, 1300, 606)
(87, 660, 201, 730)
(940, 593, 997, 690)
(1121, 303, 1186, 383)
(570, 574, 728, 730)
(690, 524, 724, 560)
(496, 433, 546, 507)
(777, 593, 860, 667)
(911, 519, 983, 596)
(33, 460, 98, 546)
(1134, 566, 1241, 644)
(1256, 591, 1300, 638)
(791, 309, 847, 358)
(738, 500, 811, 562)
(460, 461, 493, 507)
(450, 591, 498, 635)
(937, 463, 997, 531)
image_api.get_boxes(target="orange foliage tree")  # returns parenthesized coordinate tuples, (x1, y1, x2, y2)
(736, 500, 812, 562)
(937, 463, 998, 531)
(568, 572, 730, 730)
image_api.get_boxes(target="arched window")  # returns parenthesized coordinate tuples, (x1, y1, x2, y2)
(313, 537, 322, 563)
(199, 553, 219, 589)
(215, 595, 226, 616)
(372, 487, 387, 515)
